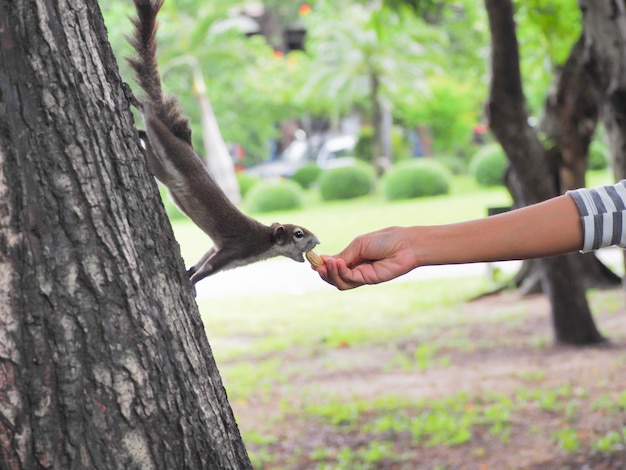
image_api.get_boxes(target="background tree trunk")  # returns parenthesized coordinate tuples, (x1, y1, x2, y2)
(0, 1, 251, 468)
(484, 0, 605, 345)
(196, 77, 242, 204)
(540, 35, 597, 193)
(579, 0, 626, 290)
(512, 33, 621, 293)
(542, 35, 621, 289)
(579, 0, 626, 182)
(370, 72, 393, 172)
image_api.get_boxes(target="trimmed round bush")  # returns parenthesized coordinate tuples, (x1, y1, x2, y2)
(290, 164, 322, 189)
(383, 160, 451, 200)
(318, 163, 376, 201)
(236, 171, 263, 198)
(470, 143, 507, 186)
(245, 180, 304, 213)
(588, 140, 610, 170)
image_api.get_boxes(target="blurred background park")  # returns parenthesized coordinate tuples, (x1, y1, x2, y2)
(101, 1, 626, 468)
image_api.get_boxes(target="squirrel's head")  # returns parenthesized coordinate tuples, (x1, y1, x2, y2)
(271, 223, 320, 262)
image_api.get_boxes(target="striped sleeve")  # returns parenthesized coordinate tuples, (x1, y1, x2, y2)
(567, 180, 626, 252)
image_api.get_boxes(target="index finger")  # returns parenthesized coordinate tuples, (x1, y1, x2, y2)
(319, 257, 366, 290)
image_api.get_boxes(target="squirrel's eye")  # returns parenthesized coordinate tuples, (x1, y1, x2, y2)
(294, 229, 304, 239)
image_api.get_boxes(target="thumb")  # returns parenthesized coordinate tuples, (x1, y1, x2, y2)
(335, 238, 366, 267)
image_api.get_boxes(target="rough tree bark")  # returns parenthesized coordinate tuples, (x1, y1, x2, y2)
(579, 0, 626, 182)
(579, 0, 626, 288)
(540, 36, 597, 193)
(0, 1, 251, 468)
(484, 0, 605, 345)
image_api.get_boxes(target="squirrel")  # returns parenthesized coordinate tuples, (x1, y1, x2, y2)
(126, 0, 319, 285)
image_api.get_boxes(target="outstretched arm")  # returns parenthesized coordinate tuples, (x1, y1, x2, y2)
(316, 194, 583, 290)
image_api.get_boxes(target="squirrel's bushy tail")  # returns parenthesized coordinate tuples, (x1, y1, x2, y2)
(127, 0, 192, 144)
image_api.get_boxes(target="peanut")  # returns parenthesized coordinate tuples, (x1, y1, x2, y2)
(305, 250, 324, 268)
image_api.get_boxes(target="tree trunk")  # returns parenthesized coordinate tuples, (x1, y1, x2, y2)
(0, 1, 251, 468)
(579, 0, 626, 181)
(164, 58, 241, 204)
(195, 74, 242, 205)
(370, 72, 392, 172)
(484, 0, 605, 345)
(540, 35, 597, 192)
(530, 34, 620, 290)
(508, 36, 622, 294)
(579, 0, 626, 289)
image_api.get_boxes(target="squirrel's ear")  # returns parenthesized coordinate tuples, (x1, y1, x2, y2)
(271, 223, 287, 245)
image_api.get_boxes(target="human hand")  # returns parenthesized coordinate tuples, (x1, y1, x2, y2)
(314, 226, 420, 290)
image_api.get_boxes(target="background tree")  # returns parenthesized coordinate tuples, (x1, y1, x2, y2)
(579, 0, 626, 183)
(484, 0, 605, 345)
(501, 1, 619, 293)
(537, 33, 621, 290)
(0, 0, 251, 467)
(515, 0, 583, 113)
(301, 0, 444, 168)
(578, 0, 626, 287)
(387, 0, 489, 159)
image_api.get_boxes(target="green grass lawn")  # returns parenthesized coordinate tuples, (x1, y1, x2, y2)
(199, 275, 494, 362)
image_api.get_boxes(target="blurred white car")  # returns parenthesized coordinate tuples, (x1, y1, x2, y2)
(315, 135, 357, 169)
(248, 134, 357, 180)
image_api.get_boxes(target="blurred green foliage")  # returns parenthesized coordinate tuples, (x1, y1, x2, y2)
(395, 76, 480, 157)
(515, 0, 582, 111)
(100, 0, 583, 165)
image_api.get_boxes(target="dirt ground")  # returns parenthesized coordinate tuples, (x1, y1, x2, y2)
(230, 290, 626, 469)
